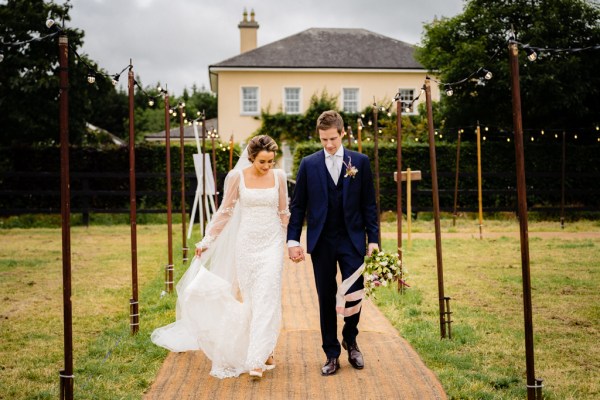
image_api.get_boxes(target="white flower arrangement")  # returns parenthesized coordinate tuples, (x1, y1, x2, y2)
(363, 249, 408, 297)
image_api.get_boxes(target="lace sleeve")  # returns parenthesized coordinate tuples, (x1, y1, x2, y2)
(196, 170, 241, 249)
(277, 170, 290, 228)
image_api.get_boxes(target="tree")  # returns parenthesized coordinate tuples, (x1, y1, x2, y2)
(0, 0, 130, 146)
(416, 0, 600, 133)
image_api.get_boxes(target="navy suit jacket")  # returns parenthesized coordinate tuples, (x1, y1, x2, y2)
(287, 148, 379, 255)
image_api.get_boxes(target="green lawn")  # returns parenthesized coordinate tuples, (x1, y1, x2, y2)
(0, 216, 598, 399)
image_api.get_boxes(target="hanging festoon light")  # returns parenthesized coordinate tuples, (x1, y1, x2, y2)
(111, 74, 120, 86)
(480, 68, 493, 80)
(525, 47, 538, 61)
(87, 70, 96, 84)
(445, 85, 453, 96)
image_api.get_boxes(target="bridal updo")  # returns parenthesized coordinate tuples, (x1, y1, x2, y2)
(247, 135, 278, 162)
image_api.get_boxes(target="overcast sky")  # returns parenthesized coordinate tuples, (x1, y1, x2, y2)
(68, 0, 465, 95)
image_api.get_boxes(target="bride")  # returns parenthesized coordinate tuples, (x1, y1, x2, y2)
(151, 135, 290, 380)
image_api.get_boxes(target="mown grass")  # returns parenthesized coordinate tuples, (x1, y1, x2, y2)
(0, 224, 190, 399)
(375, 218, 600, 399)
(1, 217, 598, 399)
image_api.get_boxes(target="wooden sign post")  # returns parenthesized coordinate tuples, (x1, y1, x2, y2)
(394, 169, 422, 249)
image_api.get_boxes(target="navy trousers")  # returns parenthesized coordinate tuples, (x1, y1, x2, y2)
(310, 231, 364, 358)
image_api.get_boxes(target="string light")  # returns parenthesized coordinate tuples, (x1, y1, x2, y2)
(525, 47, 538, 61)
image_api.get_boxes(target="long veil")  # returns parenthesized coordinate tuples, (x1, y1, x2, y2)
(151, 146, 254, 378)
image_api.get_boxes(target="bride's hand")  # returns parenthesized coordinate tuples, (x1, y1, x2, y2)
(195, 247, 206, 257)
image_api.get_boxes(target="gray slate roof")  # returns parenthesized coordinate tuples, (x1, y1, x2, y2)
(210, 28, 423, 70)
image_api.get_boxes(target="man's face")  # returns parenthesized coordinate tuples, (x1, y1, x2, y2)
(319, 127, 343, 155)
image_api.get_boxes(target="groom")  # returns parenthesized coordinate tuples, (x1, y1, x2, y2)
(287, 110, 379, 376)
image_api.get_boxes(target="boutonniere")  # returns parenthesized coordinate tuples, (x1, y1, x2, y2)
(343, 156, 358, 178)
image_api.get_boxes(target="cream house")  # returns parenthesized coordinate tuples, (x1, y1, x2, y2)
(209, 10, 439, 143)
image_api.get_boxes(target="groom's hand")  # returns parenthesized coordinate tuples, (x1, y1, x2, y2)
(367, 243, 379, 256)
(288, 246, 305, 263)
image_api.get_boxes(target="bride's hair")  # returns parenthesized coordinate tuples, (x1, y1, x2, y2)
(247, 135, 278, 162)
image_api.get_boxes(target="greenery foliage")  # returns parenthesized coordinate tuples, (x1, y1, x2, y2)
(0, 142, 238, 213)
(416, 0, 600, 133)
(0, 0, 217, 146)
(292, 140, 600, 211)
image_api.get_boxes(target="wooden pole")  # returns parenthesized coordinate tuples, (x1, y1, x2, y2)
(346, 125, 353, 148)
(164, 91, 174, 293)
(476, 123, 484, 239)
(128, 61, 139, 334)
(508, 40, 543, 400)
(211, 130, 219, 208)
(357, 118, 363, 153)
(58, 32, 74, 400)
(229, 134, 234, 171)
(425, 78, 448, 339)
(452, 129, 462, 226)
(201, 112, 207, 233)
(406, 168, 413, 249)
(395, 99, 404, 293)
(179, 105, 188, 263)
(373, 105, 382, 247)
(560, 131, 566, 229)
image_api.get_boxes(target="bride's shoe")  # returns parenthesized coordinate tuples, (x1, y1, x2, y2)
(249, 368, 263, 380)
(265, 354, 276, 371)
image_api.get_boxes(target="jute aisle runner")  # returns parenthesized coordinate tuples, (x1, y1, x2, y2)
(144, 251, 447, 400)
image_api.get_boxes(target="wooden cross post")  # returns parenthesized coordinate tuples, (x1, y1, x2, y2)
(394, 169, 422, 249)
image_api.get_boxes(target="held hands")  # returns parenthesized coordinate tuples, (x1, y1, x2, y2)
(367, 243, 379, 257)
(288, 246, 305, 263)
(195, 247, 207, 257)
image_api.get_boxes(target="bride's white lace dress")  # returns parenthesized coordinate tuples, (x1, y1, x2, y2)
(151, 168, 289, 378)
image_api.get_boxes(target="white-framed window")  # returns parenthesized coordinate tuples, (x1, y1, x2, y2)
(241, 86, 259, 115)
(342, 88, 360, 113)
(398, 88, 416, 114)
(284, 87, 301, 114)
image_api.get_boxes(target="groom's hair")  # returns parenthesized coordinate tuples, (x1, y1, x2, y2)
(316, 110, 344, 134)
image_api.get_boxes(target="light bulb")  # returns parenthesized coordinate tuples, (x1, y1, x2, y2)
(387, 112, 391, 117)
(148, 99, 155, 107)
(157, 85, 162, 92)
(368, 120, 372, 126)
(0, 53, 4, 63)
(574, 134, 578, 139)
(483, 136, 487, 141)
(181, 102, 186, 107)
(405, 107, 410, 113)
(439, 134, 443, 139)
(182, 112, 186, 117)
(46, 19, 55, 29)
(530, 137, 534, 141)
(526, 48, 537, 62)
(541, 130, 544, 135)
(483, 69, 493, 80)
(445, 86, 453, 96)
(507, 138, 511, 142)
(87, 73, 96, 84)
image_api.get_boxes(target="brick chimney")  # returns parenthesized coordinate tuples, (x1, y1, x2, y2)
(238, 9, 259, 53)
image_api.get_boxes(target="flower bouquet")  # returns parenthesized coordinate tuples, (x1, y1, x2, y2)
(363, 249, 407, 296)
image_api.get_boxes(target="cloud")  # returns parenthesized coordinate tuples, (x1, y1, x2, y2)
(69, 0, 463, 94)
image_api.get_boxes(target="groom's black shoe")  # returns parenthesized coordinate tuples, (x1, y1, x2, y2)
(342, 340, 364, 369)
(321, 357, 340, 376)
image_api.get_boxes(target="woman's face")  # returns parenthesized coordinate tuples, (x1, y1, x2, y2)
(252, 150, 275, 175)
